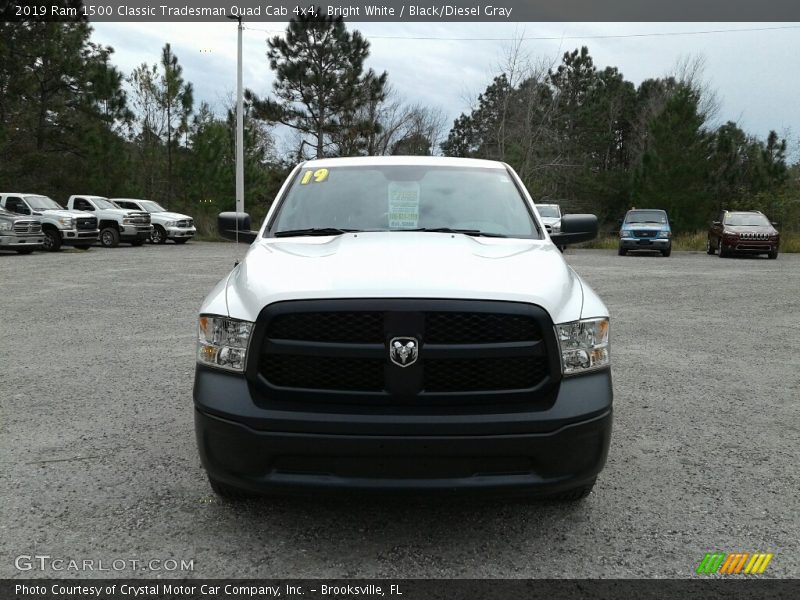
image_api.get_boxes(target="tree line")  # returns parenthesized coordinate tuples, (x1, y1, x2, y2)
(1, 8, 798, 234)
(443, 45, 799, 232)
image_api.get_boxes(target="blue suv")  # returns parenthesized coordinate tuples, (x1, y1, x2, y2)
(618, 209, 672, 257)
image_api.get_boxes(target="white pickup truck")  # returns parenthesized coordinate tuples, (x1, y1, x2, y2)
(0, 193, 99, 251)
(193, 156, 612, 501)
(66, 195, 152, 248)
(111, 198, 196, 244)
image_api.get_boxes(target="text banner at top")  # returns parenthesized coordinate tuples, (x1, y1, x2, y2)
(3, 0, 800, 22)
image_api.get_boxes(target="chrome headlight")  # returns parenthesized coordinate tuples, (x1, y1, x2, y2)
(165, 221, 177, 227)
(58, 217, 75, 229)
(197, 315, 253, 372)
(0, 221, 11, 231)
(555, 318, 610, 376)
(619, 229, 633, 238)
(657, 230, 671, 239)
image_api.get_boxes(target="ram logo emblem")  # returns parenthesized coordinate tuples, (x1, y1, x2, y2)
(389, 337, 419, 367)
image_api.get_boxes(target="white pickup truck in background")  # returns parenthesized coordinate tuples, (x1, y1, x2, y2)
(112, 198, 196, 245)
(0, 193, 99, 251)
(66, 195, 152, 248)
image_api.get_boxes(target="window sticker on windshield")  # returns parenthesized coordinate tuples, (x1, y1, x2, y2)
(388, 181, 420, 229)
(300, 168, 329, 185)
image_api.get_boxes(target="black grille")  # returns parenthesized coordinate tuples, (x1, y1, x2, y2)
(425, 312, 540, 344)
(633, 230, 655, 237)
(267, 312, 384, 343)
(425, 357, 549, 392)
(256, 302, 555, 399)
(261, 355, 384, 391)
(76, 217, 97, 230)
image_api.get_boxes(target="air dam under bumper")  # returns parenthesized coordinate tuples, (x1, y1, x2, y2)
(194, 368, 613, 496)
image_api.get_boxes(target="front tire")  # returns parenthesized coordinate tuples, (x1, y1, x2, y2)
(618, 247, 627, 256)
(661, 246, 671, 257)
(768, 249, 778, 259)
(706, 239, 716, 255)
(151, 225, 167, 245)
(547, 479, 596, 501)
(209, 478, 254, 501)
(100, 227, 120, 248)
(718, 239, 728, 258)
(43, 229, 62, 252)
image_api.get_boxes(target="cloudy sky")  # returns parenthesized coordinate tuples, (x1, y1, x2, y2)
(91, 21, 800, 158)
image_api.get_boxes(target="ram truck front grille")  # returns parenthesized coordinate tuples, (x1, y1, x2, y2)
(253, 300, 558, 407)
(13, 221, 41, 234)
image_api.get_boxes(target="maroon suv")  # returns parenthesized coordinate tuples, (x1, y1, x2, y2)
(707, 210, 780, 259)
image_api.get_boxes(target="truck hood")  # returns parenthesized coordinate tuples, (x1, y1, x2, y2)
(218, 232, 589, 324)
(150, 211, 191, 222)
(33, 209, 91, 219)
(624, 223, 666, 231)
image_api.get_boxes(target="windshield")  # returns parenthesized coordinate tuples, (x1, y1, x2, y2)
(92, 197, 116, 209)
(134, 200, 166, 213)
(25, 195, 63, 210)
(270, 165, 538, 238)
(537, 205, 560, 218)
(724, 213, 770, 227)
(625, 210, 667, 224)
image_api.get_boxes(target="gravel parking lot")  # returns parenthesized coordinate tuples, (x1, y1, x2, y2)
(1, 243, 798, 579)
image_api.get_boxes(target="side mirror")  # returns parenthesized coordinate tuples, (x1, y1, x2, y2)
(550, 214, 598, 246)
(712, 221, 721, 226)
(218, 212, 258, 243)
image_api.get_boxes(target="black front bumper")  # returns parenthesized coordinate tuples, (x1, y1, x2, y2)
(193, 367, 613, 496)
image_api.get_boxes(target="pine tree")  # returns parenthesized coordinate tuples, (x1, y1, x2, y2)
(251, 13, 387, 158)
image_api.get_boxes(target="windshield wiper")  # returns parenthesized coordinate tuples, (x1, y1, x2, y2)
(404, 227, 508, 238)
(273, 227, 359, 237)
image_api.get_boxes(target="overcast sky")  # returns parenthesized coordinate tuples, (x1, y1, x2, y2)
(91, 21, 800, 159)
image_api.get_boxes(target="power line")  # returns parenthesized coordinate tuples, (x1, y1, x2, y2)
(243, 23, 800, 41)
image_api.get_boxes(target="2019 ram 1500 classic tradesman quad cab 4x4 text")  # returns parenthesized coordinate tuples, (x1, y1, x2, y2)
(0, 207, 44, 253)
(111, 199, 196, 244)
(194, 157, 612, 501)
(66, 195, 152, 248)
(0, 193, 99, 251)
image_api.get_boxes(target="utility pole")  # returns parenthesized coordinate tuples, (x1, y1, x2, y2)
(228, 14, 244, 214)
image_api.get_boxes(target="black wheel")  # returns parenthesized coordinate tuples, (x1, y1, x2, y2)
(209, 478, 254, 501)
(99, 227, 120, 248)
(661, 246, 671, 257)
(547, 479, 596, 501)
(151, 225, 167, 245)
(768, 250, 778, 259)
(618, 246, 627, 256)
(74, 245, 91, 251)
(130, 240, 144, 247)
(173, 238, 189, 244)
(15, 249, 34, 254)
(718, 238, 727, 258)
(42, 229, 62, 252)
(706, 239, 716, 255)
